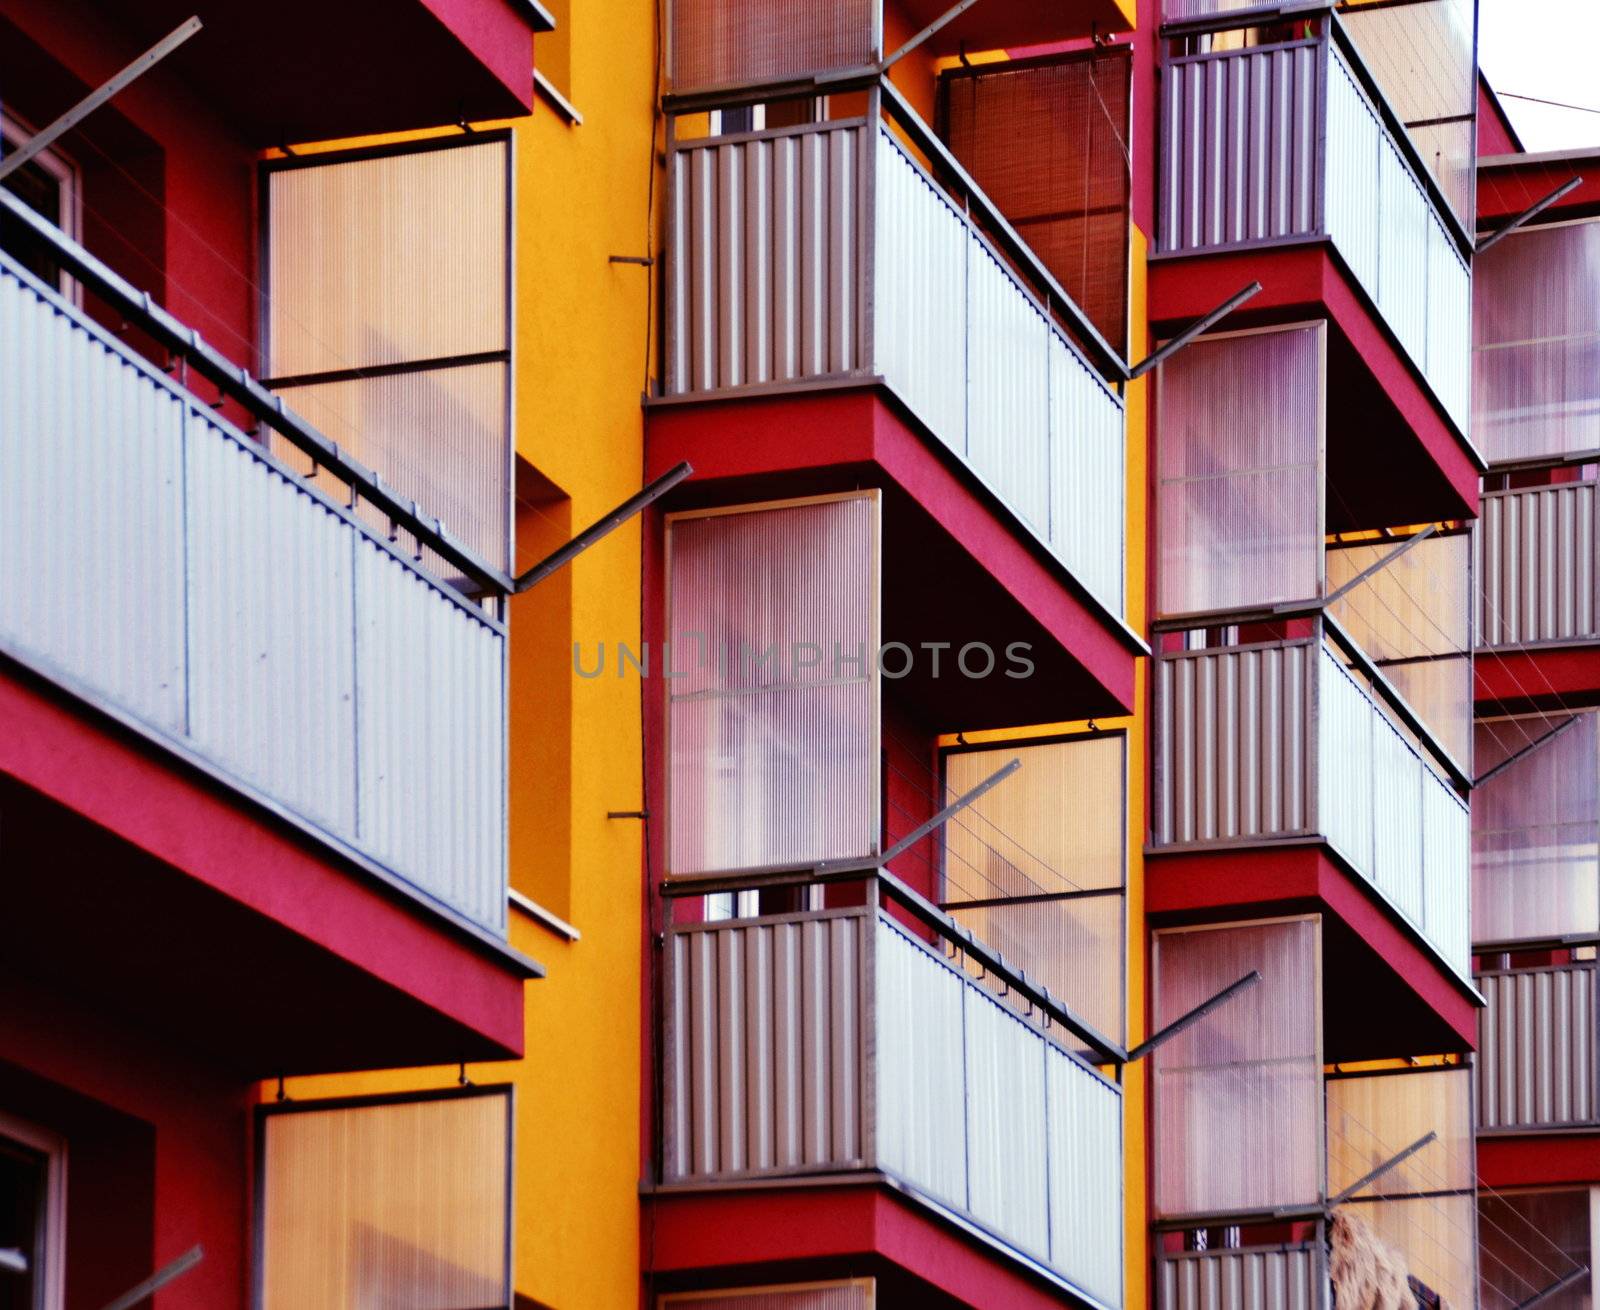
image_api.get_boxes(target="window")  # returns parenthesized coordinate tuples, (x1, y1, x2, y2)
(0, 1112, 66, 1310)
(262, 137, 513, 580)
(941, 733, 1127, 1044)
(665, 492, 881, 877)
(0, 111, 80, 299)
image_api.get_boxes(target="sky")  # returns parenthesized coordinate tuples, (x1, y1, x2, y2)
(1479, 0, 1600, 152)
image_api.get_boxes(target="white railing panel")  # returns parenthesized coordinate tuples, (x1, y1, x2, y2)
(0, 266, 188, 734)
(873, 128, 968, 452)
(968, 243, 1052, 537)
(1318, 648, 1376, 870)
(0, 255, 509, 936)
(1050, 333, 1127, 618)
(1375, 134, 1431, 372)
(963, 982, 1051, 1262)
(1048, 1044, 1124, 1309)
(874, 916, 968, 1208)
(1370, 709, 1426, 928)
(1324, 52, 1380, 294)
(1422, 777, 1471, 975)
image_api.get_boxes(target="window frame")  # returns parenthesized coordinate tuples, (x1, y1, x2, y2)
(0, 1108, 67, 1310)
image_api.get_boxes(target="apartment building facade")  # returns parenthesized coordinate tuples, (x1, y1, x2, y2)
(5, 0, 1591, 1308)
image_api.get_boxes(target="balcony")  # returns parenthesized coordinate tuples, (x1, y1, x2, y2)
(1477, 478, 1599, 650)
(1152, 622, 1471, 980)
(1157, 18, 1472, 439)
(1151, 918, 1475, 1310)
(662, 89, 1127, 625)
(1476, 960, 1598, 1133)
(660, 887, 1124, 1307)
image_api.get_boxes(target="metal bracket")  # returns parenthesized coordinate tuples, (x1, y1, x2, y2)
(1129, 282, 1263, 379)
(879, 757, 1020, 865)
(1513, 1266, 1591, 1310)
(1311, 524, 1437, 611)
(99, 1245, 204, 1310)
(1477, 176, 1583, 255)
(1325, 1131, 1435, 1209)
(513, 461, 692, 593)
(1126, 970, 1261, 1062)
(0, 17, 203, 182)
(880, 0, 985, 70)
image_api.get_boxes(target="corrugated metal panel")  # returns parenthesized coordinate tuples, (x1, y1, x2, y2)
(1049, 331, 1126, 618)
(1477, 965, 1598, 1131)
(873, 125, 968, 452)
(1421, 778, 1471, 975)
(1158, 42, 1322, 254)
(0, 254, 509, 937)
(1151, 642, 1315, 846)
(968, 241, 1052, 538)
(355, 544, 507, 932)
(963, 981, 1051, 1262)
(1477, 481, 1600, 647)
(0, 260, 188, 734)
(667, 123, 866, 396)
(873, 915, 968, 1207)
(1318, 646, 1469, 979)
(1047, 1043, 1124, 1308)
(1157, 1245, 1325, 1310)
(1369, 710, 1425, 929)
(663, 912, 869, 1182)
(660, 1280, 875, 1310)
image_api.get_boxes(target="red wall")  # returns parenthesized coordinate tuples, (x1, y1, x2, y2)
(0, 973, 250, 1310)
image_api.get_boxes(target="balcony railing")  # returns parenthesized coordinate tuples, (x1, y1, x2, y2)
(663, 87, 1127, 619)
(1477, 961, 1599, 1132)
(1158, 22, 1472, 437)
(1477, 479, 1600, 649)
(661, 894, 1124, 1307)
(0, 243, 509, 936)
(1151, 625, 1471, 978)
(1157, 1242, 1328, 1310)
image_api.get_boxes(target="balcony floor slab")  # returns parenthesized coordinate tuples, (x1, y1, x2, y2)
(0, 655, 533, 1075)
(1476, 644, 1600, 711)
(1479, 1134, 1600, 1189)
(643, 1181, 1101, 1310)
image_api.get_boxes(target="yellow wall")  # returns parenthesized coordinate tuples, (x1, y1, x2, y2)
(262, 2, 659, 1305)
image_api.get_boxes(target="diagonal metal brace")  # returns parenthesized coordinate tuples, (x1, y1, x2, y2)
(1477, 176, 1583, 255)
(879, 757, 1020, 865)
(1476, 714, 1581, 788)
(1313, 525, 1437, 611)
(99, 1244, 203, 1310)
(1126, 971, 1261, 1062)
(1513, 1266, 1590, 1310)
(0, 18, 203, 182)
(1326, 1131, 1435, 1209)
(879, 0, 985, 70)
(1130, 281, 1262, 379)
(514, 461, 692, 593)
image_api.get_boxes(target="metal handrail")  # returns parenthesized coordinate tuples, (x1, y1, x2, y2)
(0, 187, 516, 597)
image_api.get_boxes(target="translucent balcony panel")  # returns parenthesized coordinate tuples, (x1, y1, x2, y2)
(1326, 1066, 1476, 1310)
(1326, 530, 1473, 770)
(666, 0, 879, 93)
(1155, 325, 1324, 617)
(1474, 711, 1600, 944)
(1479, 1190, 1591, 1310)
(259, 1091, 510, 1310)
(944, 735, 1126, 1042)
(1153, 918, 1322, 1218)
(1341, 0, 1477, 226)
(265, 138, 512, 570)
(1474, 219, 1600, 465)
(666, 493, 880, 875)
